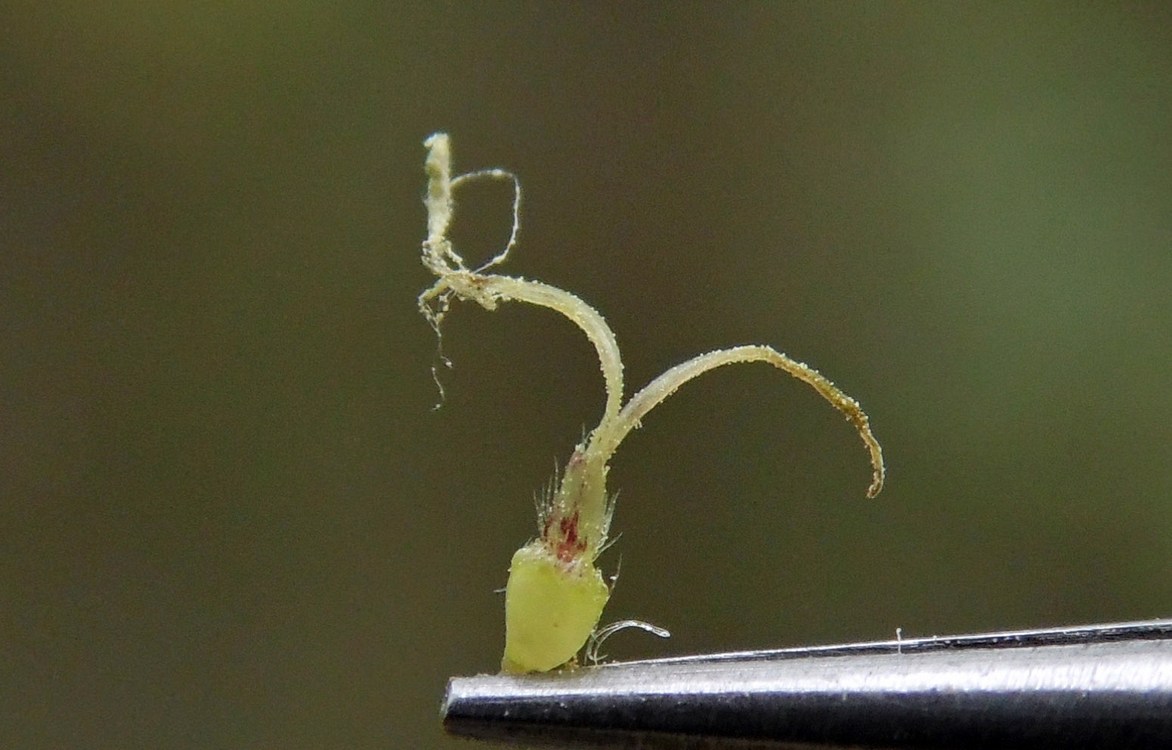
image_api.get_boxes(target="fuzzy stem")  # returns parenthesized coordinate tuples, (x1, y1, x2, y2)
(592, 345, 885, 498)
(423, 133, 454, 247)
(420, 271, 625, 424)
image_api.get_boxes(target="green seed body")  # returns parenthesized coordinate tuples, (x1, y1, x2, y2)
(501, 542, 611, 674)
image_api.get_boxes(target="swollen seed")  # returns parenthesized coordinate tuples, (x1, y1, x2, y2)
(501, 543, 610, 674)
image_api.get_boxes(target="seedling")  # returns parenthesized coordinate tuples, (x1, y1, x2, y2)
(417, 133, 885, 674)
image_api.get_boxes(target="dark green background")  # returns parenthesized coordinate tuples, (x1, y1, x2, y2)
(3, 3, 1170, 748)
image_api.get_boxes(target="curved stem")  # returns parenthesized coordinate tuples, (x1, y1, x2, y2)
(422, 271, 625, 425)
(595, 345, 884, 498)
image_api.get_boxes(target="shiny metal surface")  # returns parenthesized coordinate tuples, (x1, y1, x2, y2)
(442, 619, 1172, 748)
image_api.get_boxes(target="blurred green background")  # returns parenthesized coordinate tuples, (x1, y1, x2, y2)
(3, 3, 1170, 747)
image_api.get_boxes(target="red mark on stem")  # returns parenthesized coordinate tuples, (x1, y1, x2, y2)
(544, 509, 586, 563)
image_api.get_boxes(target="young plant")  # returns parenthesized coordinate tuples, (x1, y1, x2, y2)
(417, 133, 885, 674)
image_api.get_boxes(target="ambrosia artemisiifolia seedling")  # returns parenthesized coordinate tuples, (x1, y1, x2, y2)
(417, 133, 885, 674)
